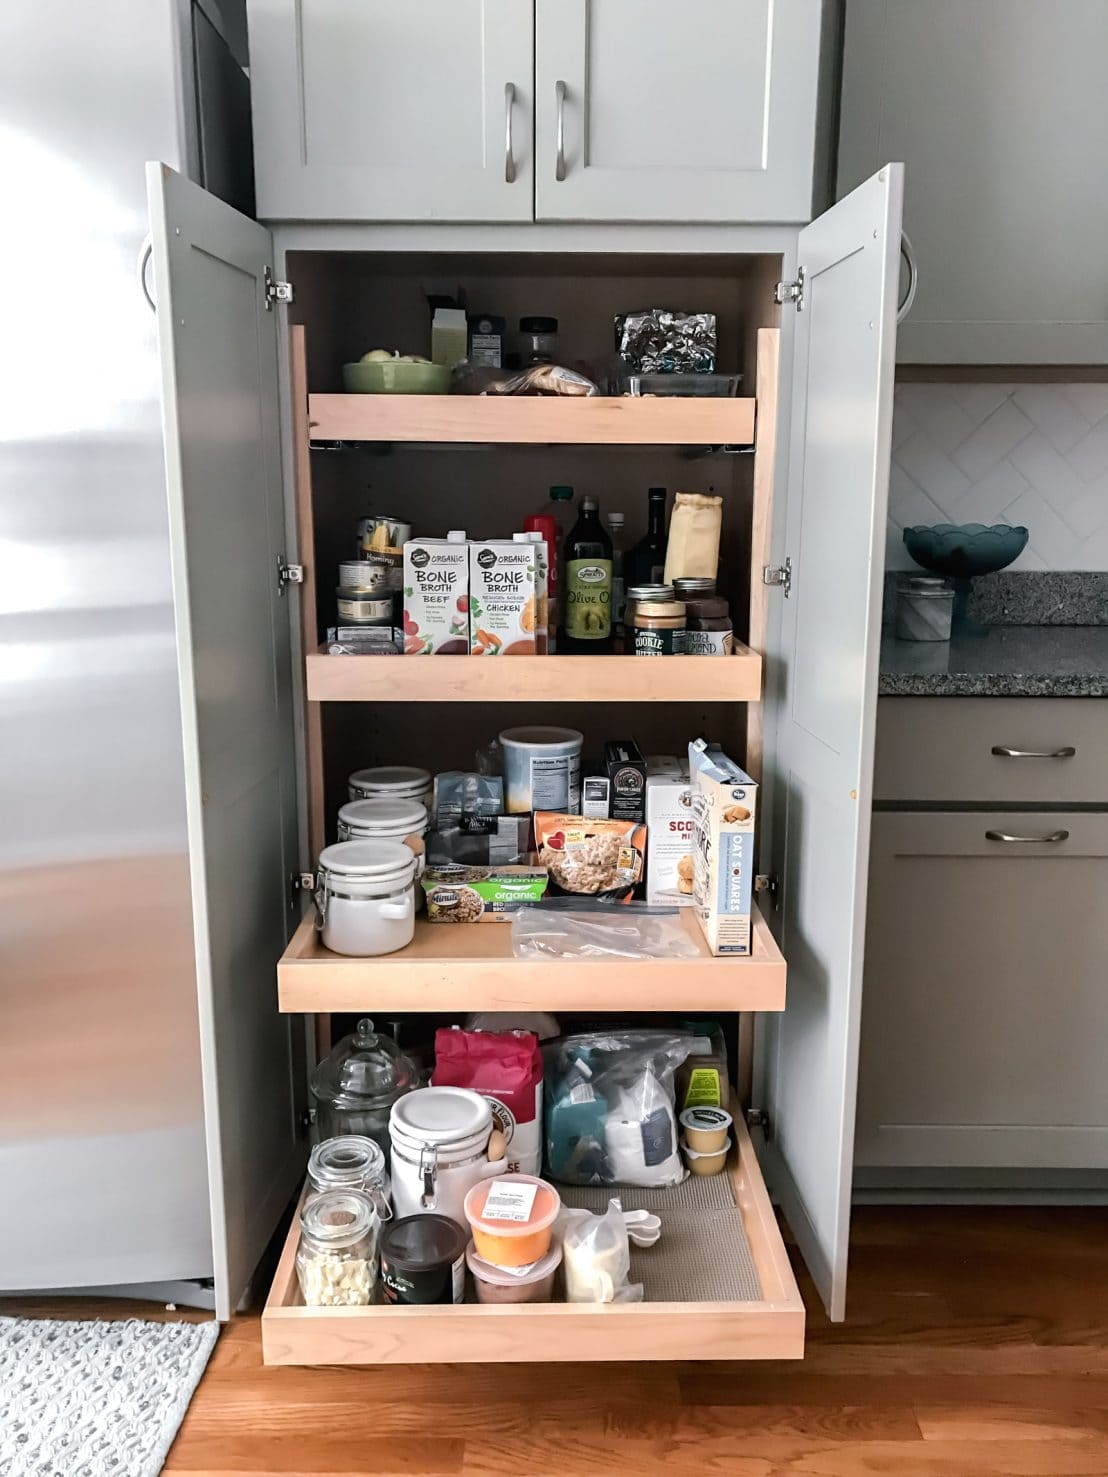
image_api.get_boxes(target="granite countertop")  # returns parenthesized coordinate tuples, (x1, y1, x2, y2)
(879, 626, 1108, 697)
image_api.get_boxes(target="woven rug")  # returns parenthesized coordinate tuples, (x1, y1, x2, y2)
(0, 1316, 218, 1477)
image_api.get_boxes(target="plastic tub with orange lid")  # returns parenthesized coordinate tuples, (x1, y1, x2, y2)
(463, 1173, 561, 1267)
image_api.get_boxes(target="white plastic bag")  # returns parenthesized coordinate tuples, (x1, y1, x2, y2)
(560, 1199, 643, 1304)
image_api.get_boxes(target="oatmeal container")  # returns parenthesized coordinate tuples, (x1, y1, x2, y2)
(499, 726, 583, 814)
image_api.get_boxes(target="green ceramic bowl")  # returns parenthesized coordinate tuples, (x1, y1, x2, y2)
(342, 360, 451, 395)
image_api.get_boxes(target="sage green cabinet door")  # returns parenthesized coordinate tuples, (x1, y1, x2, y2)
(856, 812, 1108, 1170)
(839, 0, 1108, 363)
(247, 0, 534, 221)
(534, 0, 824, 222)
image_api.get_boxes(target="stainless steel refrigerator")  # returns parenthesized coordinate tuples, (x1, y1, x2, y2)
(0, 0, 301, 1319)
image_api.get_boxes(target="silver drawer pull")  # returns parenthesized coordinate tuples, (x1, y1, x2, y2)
(991, 745, 1076, 759)
(986, 829, 1070, 844)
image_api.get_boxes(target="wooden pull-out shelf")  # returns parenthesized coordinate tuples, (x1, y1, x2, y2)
(278, 904, 786, 1014)
(261, 1108, 803, 1366)
(307, 646, 762, 703)
(308, 393, 756, 446)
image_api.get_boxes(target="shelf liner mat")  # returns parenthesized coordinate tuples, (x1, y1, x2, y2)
(559, 1176, 762, 1303)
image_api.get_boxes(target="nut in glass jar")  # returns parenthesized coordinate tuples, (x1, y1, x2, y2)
(295, 1189, 380, 1307)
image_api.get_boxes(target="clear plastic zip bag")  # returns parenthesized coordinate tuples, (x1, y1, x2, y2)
(511, 904, 699, 961)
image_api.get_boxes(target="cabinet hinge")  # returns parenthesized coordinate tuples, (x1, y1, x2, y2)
(277, 555, 305, 594)
(746, 1108, 771, 1137)
(762, 557, 792, 598)
(754, 873, 779, 906)
(774, 266, 805, 311)
(290, 871, 316, 909)
(264, 266, 294, 309)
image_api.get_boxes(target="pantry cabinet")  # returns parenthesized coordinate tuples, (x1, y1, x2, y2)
(838, 0, 1108, 363)
(856, 811, 1108, 1171)
(247, 0, 829, 223)
(146, 158, 903, 1357)
(246, 0, 535, 222)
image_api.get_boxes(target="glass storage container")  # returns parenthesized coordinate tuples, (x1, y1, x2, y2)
(310, 1017, 419, 1157)
(295, 1189, 379, 1307)
(307, 1134, 392, 1220)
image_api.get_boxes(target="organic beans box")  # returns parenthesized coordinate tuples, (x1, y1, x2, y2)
(403, 539, 470, 654)
(644, 757, 695, 907)
(688, 739, 757, 955)
(469, 540, 539, 655)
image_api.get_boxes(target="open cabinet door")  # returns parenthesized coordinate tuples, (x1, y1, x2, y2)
(147, 164, 304, 1319)
(760, 166, 903, 1322)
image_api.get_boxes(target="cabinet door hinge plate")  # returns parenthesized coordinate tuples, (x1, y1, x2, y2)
(774, 266, 805, 310)
(746, 1107, 771, 1137)
(277, 556, 305, 594)
(762, 557, 792, 597)
(754, 873, 779, 906)
(265, 266, 294, 309)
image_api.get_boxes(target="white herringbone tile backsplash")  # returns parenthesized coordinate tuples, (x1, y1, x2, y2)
(887, 383, 1108, 571)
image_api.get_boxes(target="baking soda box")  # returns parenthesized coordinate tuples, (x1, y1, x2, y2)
(688, 738, 757, 955)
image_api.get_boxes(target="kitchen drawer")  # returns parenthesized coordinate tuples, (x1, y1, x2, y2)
(857, 811, 1108, 1170)
(874, 697, 1108, 806)
(261, 1110, 804, 1365)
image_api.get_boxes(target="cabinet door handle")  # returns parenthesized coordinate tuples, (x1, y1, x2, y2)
(898, 232, 919, 323)
(985, 829, 1070, 844)
(991, 745, 1076, 759)
(555, 80, 567, 181)
(504, 82, 516, 184)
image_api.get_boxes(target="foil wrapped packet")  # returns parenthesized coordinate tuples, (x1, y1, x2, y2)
(616, 309, 717, 374)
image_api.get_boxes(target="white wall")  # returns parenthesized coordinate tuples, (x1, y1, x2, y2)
(887, 383, 1108, 571)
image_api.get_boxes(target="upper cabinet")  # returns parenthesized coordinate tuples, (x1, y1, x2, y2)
(248, 0, 828, 224)
(534, 0, 824, 223)
(839, 0, 1108, 363)
(247, 0, 534, 222)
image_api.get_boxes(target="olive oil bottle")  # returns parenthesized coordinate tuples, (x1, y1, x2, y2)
(562, 496, 613, 653)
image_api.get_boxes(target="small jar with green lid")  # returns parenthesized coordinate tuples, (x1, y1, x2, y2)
(632, 599, 687, 656)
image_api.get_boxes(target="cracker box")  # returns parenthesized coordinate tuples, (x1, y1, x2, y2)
(687, 739, 757, 955)
(469, 540, 538, 655)
(644, 757, 695, 907)
(403, 539, 470, 654)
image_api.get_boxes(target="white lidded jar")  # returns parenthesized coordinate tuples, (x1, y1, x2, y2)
(337, 797, 429, 909)
(389, 1086, 507, 1229)
(315, 839, 417, 957)
(348, 765, 433, 814)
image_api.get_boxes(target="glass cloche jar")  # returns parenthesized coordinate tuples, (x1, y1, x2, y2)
(309, 1018, 418, 1158)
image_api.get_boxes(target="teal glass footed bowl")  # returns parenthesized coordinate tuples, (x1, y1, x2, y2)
(903, 523, 1029, 579)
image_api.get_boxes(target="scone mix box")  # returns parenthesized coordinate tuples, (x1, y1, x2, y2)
(469, 539, 540, 655)
(644, 756, 696, 907)
(403, 537, 470, 654)
(688, 739, 757, 955)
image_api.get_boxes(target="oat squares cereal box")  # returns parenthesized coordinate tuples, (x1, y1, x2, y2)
(687, 739, 757, 955)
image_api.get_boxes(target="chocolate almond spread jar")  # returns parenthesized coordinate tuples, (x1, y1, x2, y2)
(681, 594, 732, 656)
(632, 599, 686, 656)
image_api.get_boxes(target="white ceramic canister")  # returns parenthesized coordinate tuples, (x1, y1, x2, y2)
(499, 726, 583, 815)
(348, 765, 433, 815)
(338, 797, 429, 913)
(389, 1086, 506, 1228)
(315, 839, 417, 957)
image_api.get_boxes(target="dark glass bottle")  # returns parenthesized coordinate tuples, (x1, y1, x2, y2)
(625, 487, 668, 588)
(562, 496, 613, 653)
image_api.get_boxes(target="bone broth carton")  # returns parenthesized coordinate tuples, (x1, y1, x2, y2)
(688, 738, 757, 955)
(403, 536, 470, 654)
(469, 539, 538, 655)
(644, 756, 696, 907)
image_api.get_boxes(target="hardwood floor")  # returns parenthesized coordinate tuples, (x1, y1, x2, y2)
(6, 1206, 1108, 1475)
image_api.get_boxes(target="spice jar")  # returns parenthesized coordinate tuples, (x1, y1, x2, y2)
(519, 316, 559, 364)
(307, 1135, 393, 1220)
(295, 1189, 379, 1306)
(681, 594, 733, 656)
(633, 599, 687, 655)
